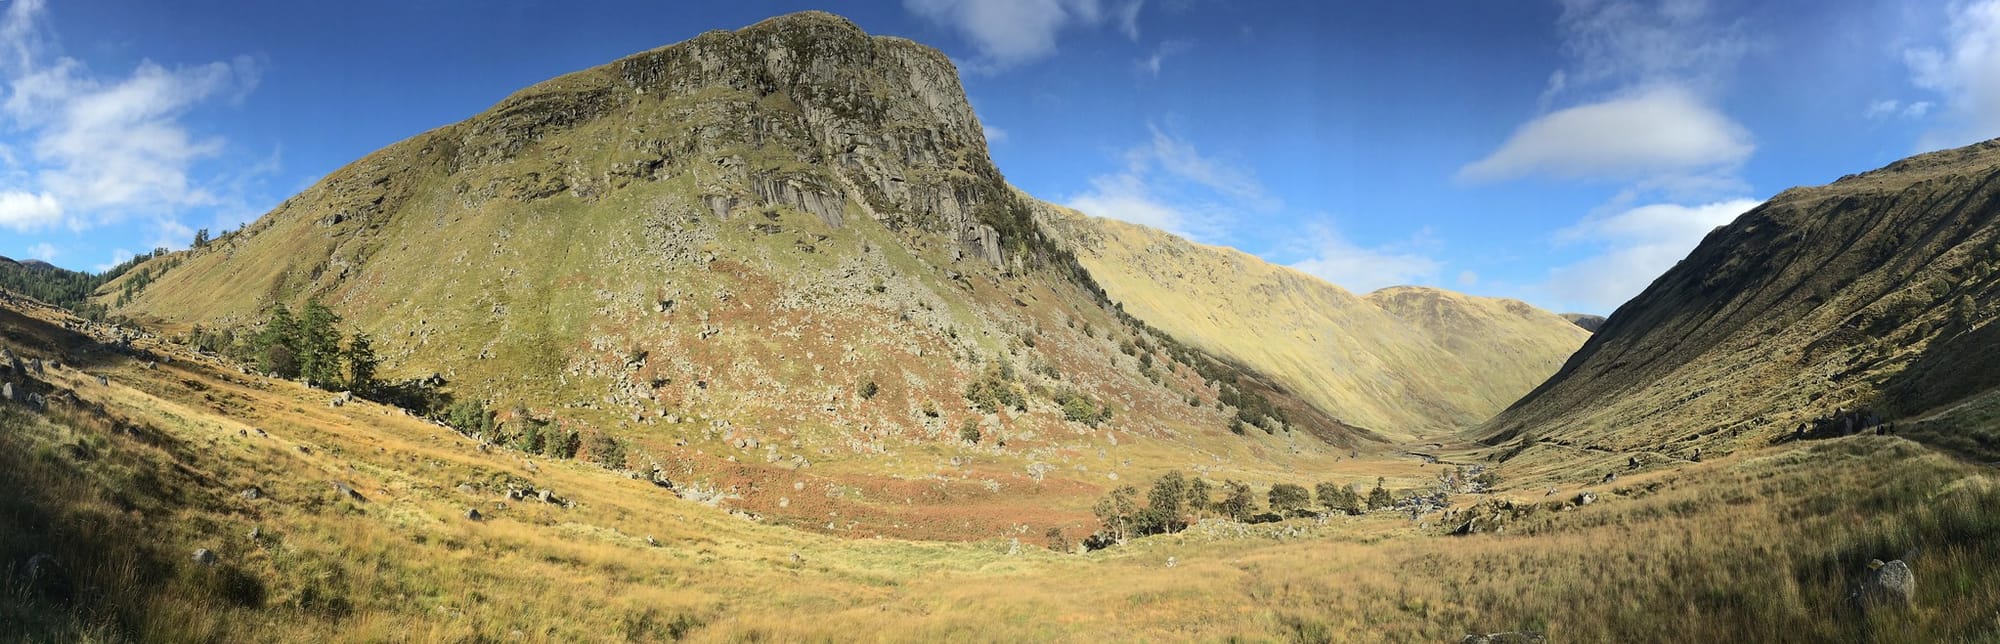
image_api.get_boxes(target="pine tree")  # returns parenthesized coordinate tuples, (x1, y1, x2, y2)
(297, 299, 343, 388)
(1366, 477, 1393, 510)
(344, 331, 379, 396)
(257, 304, 300, 378)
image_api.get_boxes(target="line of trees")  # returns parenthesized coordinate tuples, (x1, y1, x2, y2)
(253, 299, 379, 396)
(1086, 472, 1398, 549)
(438, 400, 630, 470)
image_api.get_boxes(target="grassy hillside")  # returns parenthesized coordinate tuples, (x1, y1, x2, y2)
(5, 295, 1997, 641)
(1034, 202, 1589, 440)
(1483, 138, 2000, 464)
(93, 12, 1388, 541)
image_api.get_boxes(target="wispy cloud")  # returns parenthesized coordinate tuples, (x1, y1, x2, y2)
(0, 0, 263, 238)
(1540, 198, 1760, 312)
(1288, 225, 1443, 294)
(1063, 124, 1273, 241)
(1136, 39, 1191, 76)
(1902, 0, 2000, 150)
(903, 0, 1145, 72)
(24, 241, 54, 261)
(1472, 0, 1762, 313)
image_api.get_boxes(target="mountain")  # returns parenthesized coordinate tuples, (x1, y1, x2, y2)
(96, 11, 1417, 539)
(1035, 205, 1589, 439)
(1560, 313, 1606, 332)
(1483, 138, 2000, 462)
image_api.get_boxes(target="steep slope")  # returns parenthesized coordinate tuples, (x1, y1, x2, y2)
(1483, 138, 2000, 460)
(1034, 204, 1589, 439)
(97, 12, 1369, 536)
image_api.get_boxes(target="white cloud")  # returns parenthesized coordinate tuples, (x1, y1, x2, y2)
(1460, 84, 1751, 183)
(983, 123, 1008, 144)
(1063, 125, 1273, 241)
(0, 0, 258, 232)
(92, 248, 131, 274)
(1457, 270, 1480, 287)
(0, 189, 59, 230)
(1541, 198, 1760, 311)
(1903, 0, 2000, 150)
(1289, 225, 1443, 294)
(903, 0, 1144, 71)
(24, 241, 54, 261)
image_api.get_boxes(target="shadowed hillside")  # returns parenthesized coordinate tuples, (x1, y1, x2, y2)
(1484, 138, 2000, 463)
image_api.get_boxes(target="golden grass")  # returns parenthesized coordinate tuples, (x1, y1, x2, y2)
(5, 306, 1997, 642)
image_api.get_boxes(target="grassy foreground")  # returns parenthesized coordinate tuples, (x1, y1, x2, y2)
(2, 303, 1998, 642)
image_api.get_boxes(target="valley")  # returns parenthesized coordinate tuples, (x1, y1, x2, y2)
(2, 8, 1998, 643)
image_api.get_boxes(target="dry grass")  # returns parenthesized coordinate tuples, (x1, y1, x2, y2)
(4, 293, 1996, 642)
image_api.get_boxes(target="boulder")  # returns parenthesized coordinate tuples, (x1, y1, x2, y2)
(24, 553, 67, 599)
(1862, 559, 1915, 609)
(192, 548, 218, 566)
(1, 382, 11, 402)
(240, 487, 262, 500)
(465, 508, 484, 522)
(330, 480, 365, 502)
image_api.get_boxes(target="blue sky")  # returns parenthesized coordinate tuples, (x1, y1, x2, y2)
(0, 0, 1995, 314)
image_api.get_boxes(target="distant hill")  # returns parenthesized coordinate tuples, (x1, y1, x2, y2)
(1483, 138, 2000, 461)
(1560, 313, 1606, 332)
(1035, 204, 1589, 439)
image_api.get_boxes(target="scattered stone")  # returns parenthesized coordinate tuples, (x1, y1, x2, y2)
(1602, 471, 1619, 484)
(192, 548, 218, 566)
(1, 382, 12, 402)
(789, 552, 804, 565)
(240, 487, 262, 500)
(1627, 456, 1641, 469)
(97, 375, 108, 387)
(328, 391, 352, 407)
(1165, 556, 1177, 568)
(1576, 492, 1598, 506)
(539, 489, 557, 504)
(297, 445, 312, 455)
(457, 484, 478, 496)
(1462, 632, 1545, 644)
(248, 526, 262, 541)
(465, 508, 484, 522)
(330, 480, 365, 502)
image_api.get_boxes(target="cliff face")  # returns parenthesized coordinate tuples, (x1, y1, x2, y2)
(1034, 202, 1589, 438)
(1482, 138, 2000, 459)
